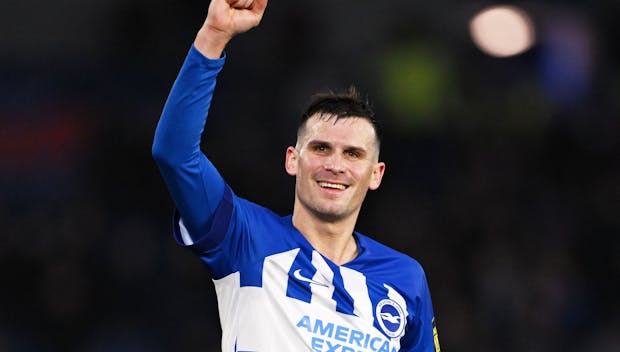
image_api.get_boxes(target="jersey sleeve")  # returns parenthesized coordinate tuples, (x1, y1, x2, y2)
(405, 270, 440, 352)
(152, 45, 228, 249)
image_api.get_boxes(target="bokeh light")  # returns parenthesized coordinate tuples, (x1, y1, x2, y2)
(380, 43, 454, 131)
(469, 5, 536, 58)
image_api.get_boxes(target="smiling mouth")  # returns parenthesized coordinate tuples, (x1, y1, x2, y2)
(318, 181, 348, 190)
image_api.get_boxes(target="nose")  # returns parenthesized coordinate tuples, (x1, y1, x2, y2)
(323, 153, 345, 173)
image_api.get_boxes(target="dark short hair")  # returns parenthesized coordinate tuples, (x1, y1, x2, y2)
(298, 86, 382, 148)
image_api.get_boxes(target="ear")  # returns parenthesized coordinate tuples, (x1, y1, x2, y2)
(285, 146, 298, 176)
(368, 162, 385, 190)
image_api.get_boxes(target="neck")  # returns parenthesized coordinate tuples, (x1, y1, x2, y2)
(291, 205, 360, 266)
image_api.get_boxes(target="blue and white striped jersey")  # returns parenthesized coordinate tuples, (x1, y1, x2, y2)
(173, 187, 439, 352)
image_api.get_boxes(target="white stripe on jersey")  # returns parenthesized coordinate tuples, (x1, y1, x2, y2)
(310, 251, 337, 310)
(262, 248, 300, 297)
(341, 266, 374, 323)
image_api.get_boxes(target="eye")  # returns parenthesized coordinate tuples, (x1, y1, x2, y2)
(345, 149, 362, 158)
(313, 144, 329, 152)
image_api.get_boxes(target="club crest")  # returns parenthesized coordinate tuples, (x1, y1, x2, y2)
(375, 298, 406, 338)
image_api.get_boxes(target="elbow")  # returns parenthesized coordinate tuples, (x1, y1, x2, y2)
(151, 139, 163, 161)
(152, 137, 193, 171)
(151, 139, 172, 167)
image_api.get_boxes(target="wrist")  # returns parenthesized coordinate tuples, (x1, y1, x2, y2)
(194, 26, 232, 59)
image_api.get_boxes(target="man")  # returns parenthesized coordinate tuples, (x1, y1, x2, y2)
(152, 0, 440, 351)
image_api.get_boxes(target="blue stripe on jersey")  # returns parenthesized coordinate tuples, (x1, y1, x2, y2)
(286, 248, 315, 303)
(330, 266, 356, 316)
(239, 259, 264, 287)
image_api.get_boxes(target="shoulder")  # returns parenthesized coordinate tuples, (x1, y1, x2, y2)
(228, 192, 296, 245)
(355, 232, 428, 287)
(232, 193, 287, 225)
(357, 233, 423, 267)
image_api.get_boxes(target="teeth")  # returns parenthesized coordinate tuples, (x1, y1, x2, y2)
(318, 182, 347, 190)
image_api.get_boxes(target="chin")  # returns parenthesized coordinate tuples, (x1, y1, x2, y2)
(313, 211, 345, 223)
(311, 206, 351, 223)
(298, 196, 354, 223)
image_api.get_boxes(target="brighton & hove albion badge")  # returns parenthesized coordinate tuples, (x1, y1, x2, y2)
(375, 298, 406, 338)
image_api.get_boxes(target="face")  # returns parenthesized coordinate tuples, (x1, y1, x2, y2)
(285, 114, 385, 223)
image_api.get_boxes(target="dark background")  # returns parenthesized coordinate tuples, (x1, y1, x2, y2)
(1, 0, 618, 351)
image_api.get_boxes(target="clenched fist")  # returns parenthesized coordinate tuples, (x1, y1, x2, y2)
(194, 0, 268, 58)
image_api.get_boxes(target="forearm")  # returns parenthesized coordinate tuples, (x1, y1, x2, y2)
(153, 46, 224, 163)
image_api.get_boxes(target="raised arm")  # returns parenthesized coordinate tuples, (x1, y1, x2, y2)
(152, 0, 268, 244)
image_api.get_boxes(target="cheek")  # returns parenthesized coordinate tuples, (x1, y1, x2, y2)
(298, 156, 321, 173)
(356, 166, 376, 184)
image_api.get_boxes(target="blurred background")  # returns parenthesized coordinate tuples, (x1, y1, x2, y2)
(1, 0, 618, 351)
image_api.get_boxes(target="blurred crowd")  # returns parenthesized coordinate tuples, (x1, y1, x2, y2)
(1, 1, 618, 351)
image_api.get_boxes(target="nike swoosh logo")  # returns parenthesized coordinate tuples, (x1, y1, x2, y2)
(293, 269, 329, 287)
